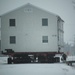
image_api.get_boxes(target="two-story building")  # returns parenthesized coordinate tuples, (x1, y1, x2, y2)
(1, 3, 64, 53)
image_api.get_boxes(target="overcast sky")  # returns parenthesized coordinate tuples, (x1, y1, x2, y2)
(0, 0, 75, 44)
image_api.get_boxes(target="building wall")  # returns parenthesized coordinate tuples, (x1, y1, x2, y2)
(1, 4, 60, 52)
(57, 17, 64, 51)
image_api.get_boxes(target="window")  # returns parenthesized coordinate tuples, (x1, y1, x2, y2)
(10, 36, 16, 44)
(9, 19, 15, 26)
(42, 18, 48, 26)
(42, 36, 48, 43)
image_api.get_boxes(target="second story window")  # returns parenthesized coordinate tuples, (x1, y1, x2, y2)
(9, 19, 15, 26)
(42, 18, 48, 26)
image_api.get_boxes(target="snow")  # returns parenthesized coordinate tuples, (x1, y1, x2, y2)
(66, 56, 75, 61)
(0, 57, 75, 75)
(0, 56, 8, 63)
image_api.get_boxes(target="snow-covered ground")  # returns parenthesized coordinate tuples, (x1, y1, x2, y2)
(0, 57, 75, 75)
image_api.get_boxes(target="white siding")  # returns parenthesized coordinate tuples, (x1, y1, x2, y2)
(1, 4, 63, 52)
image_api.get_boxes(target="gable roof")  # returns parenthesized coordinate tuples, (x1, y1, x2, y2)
(1, 3, 64, 22)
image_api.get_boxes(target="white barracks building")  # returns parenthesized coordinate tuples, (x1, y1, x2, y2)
(1, 3, 64, 52)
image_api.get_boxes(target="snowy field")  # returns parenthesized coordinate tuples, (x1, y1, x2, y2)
(0, 57, 75, 75)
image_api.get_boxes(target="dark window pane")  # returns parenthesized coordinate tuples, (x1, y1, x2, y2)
(42, 18, 48, 26)
(43, 40, 48, 43)
(42, 36, 48, 43)
(10, 36, 16, 44)
(9, 19, 15, 26)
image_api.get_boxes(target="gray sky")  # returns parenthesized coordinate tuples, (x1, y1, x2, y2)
(0, 0, 75, 44)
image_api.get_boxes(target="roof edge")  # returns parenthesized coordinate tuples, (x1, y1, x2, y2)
(0, 3, 30, 17)
(0, 3, 64, 22)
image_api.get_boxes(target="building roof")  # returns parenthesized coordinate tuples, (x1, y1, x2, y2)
(1, 3, 64, 22)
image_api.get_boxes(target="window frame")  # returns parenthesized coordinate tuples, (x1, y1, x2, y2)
(9, 19, 16, 26)
(10, 36, 16, 44)
(42, 36, 48, 43)
(42, 18, 48, 26)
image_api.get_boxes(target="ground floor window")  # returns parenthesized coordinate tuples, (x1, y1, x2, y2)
(42, 36, 48, 43)
(10, 36, 16, 44)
